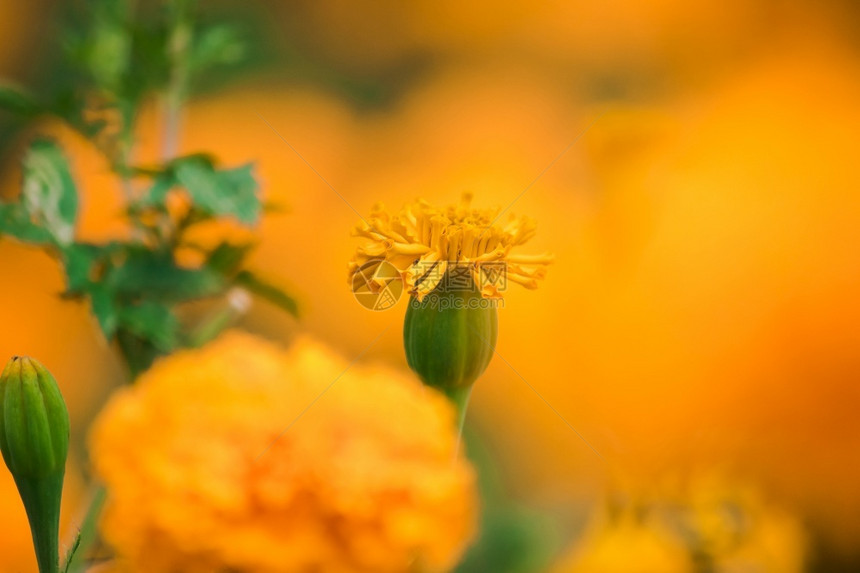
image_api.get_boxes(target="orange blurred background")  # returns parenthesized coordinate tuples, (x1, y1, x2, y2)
(2, 0, 860, 571)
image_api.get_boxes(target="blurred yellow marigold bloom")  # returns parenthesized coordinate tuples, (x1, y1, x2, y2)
(350, 192, 553, 300)
(554, 474, 807, 573)
(554, 513, 692, 573)
(90, 332, 477, 573)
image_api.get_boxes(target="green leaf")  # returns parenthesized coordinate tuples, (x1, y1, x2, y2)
(206, 241, 254, 275)
(88, 283, 118, 338)
(63, 0, 131, 92)
(61, 529, 82, 573)
(0, 140, 78, 247)
(50, 89, 110, 141)
(117, 301, 179, 352)
(173, 157, 260, 224)
(62, 244, 101, 292)
(107, 248, 225, 301)
(88, 23, 131, 91)
(190, 24, 246, 74)
(0, 82, 40, 116)
(235, 270, 298, 317)
(20, 139, 78, 245)
(217, 164, 260, 223)
(0, 203, 55, 244)
(132, 171, 175, 210)
(122, 21, 172, 99)
(115, 329, 162, 379)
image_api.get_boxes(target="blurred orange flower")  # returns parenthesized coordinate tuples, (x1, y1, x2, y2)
(554, 513, 692, 573)
(553, 473, 807, 573)
(90, 331, 477, 572)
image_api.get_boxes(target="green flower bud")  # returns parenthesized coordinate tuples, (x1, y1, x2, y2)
(404, 282, 498, 418)
(0, 356, 69, 573)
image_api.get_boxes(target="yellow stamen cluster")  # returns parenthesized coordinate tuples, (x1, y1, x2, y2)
(350, 193, 553, 300)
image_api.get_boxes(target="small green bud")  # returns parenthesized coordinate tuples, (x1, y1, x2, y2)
(0, 356, 69, 573)
(403, 283, 498, 416)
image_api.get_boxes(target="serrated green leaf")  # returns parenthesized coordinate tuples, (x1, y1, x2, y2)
(173, 157, 260, 224)
(117, 301, 179, 352)
(235, 270, 298, 317)
(20, 139, 78, 245)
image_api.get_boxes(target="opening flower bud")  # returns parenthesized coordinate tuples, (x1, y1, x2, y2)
(0, 356, 70, 573)
(404, 281, 499, 414)
(351, 193, 552, 432)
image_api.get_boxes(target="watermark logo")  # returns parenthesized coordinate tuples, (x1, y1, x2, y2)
(351, 260, 403, 311)
(416, 261, 508, 294)
(411, 293, 505, 311)
(477, 262, 507, 292)
(352, 259, 508, 311)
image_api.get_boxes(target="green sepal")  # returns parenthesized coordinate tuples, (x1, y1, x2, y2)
(403, 283, 498, 399)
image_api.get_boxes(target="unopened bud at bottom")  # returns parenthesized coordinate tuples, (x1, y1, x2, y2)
(0, 356, 70, 573)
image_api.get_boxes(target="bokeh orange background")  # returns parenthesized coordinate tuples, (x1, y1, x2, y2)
(2, 0, 860, 571)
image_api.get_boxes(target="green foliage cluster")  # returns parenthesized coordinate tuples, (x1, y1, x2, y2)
(0, 0, 295, 378)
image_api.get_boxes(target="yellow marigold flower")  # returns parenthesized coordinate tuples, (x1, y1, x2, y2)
(553, 511, 693, 573)
(90, 332, 478, 573)
(553, 474, 807, 573)
(674, 474, 807, 573)
(349, 193, 553, 300)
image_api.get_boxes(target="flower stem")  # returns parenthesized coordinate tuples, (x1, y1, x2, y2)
(162, 0, 193, 160)
(445, 385, 473, 452)
(17, 475, 64, 573)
